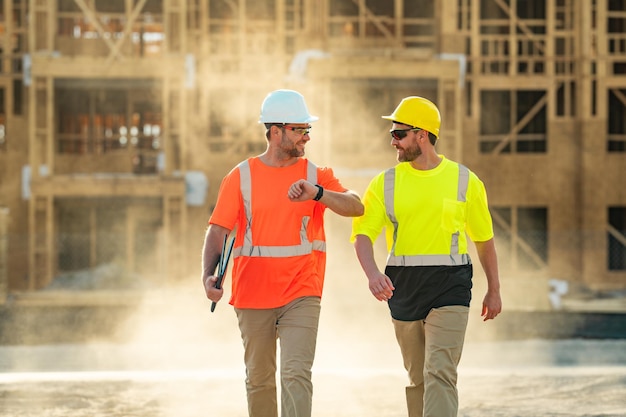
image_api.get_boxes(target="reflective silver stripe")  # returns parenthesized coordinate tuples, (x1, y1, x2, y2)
(385, 164, 472, 266)
(387, 253, 471, 267)
(234, 159, 324, 258)
(450, 164, 469, 256)
(233, 239, 326, 257)
(457, 164, 469, 203)
(238, 160, 254, 252)
(383, 168, 399, 256)
(307, 161, 318, 185)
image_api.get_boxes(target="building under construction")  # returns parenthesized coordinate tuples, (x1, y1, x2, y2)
(0, 0, 625, 307)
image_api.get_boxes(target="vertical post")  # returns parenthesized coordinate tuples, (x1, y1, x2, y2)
(90, 206, 97, 267)
(162, 194, 170, 281)
(162, 77, 172, 175)
(126, 205, 136, 273)
(0, 208, 8, 304)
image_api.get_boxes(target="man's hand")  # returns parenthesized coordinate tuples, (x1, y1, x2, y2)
(368, 272, 395, 301)
(287, 179, 317, 202)
(481, 289, 502, 321)
(204, 274, 224, 303)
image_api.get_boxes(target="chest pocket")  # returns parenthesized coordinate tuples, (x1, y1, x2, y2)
(441, 198, 466, 234)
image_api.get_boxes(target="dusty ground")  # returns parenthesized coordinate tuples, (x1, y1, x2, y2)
(2, 216, 625, 416)
(1, 290, 625, 417)
(1, 340, 625, 417)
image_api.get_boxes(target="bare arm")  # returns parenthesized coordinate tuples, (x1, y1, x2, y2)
(319, 189, 364, 217)
(354, 234, 394, 301)
(201, 224, 231, 303)
(287, 179, 364, 217)
(474, 238, 502, 321)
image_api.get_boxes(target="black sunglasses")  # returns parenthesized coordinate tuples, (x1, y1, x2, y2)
(390, 127, 421, 140)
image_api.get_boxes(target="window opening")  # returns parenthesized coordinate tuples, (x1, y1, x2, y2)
(492, 206, 548, 271)
(608, 88, 626, 152)
(480, 90, 547, 154)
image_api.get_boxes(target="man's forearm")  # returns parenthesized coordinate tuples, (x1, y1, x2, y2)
(321, 190, 364, 217)
(475, 238, 500, 292)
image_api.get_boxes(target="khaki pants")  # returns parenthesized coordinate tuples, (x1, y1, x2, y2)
(392, 305, 469, 417)
(235, 296, 321, 417)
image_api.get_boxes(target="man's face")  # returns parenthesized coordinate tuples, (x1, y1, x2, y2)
(279, 124, 311, 158)
(390, 123, 422, 162)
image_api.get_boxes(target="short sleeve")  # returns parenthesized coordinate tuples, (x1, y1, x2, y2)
(350, 172, 387, 243)
(208, 166, 242, 230)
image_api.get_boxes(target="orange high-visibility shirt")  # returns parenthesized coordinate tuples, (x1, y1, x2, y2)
(209, 157, 348, 309)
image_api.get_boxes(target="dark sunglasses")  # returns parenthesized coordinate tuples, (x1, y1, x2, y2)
(283, 125, 312, 135)
(390, 127, 421, 140)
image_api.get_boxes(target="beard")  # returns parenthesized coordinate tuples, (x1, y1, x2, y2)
(397, 142, 422, 162)
(280, 132, 305, 158)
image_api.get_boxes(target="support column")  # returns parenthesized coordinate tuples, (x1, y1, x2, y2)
(0, 207, 8, 303)
(28, 194, 54, 289)
(163, 194, 185, 281)
(28, 72, 55, 289)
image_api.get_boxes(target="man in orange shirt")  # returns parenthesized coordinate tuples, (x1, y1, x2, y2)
(202, 89, 364, 417)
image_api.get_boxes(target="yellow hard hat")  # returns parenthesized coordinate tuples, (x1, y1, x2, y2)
(382, 96, 441, 138)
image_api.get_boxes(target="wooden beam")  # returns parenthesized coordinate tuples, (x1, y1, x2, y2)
(30, 55, 185, 79)
(104, 0, 149, 66)
(492, 0, 546, 54)
(349, 0, 396, 42)
(491, 92, 548, 154)
(611, 88, 626, 107)
(0, 208, 8, 304)
(30, 176, 186, 197)
(608, 224, 626, 247)
(307, 55, 456, 80)
(72, 0, 121, 59)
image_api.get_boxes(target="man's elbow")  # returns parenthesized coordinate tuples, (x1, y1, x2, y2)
(328, 192, 364, 217)
(347, 192, 364, 217)
(347, 197, 364, 217)
(338, 205, 363, 217)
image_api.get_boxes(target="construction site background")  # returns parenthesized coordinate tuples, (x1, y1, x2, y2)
(0, 1, 624, 322)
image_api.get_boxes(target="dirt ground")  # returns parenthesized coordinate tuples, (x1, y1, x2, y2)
(2, 221, 626, 417)
(1, 302, 625, 417)
(1, 346, 625, 417)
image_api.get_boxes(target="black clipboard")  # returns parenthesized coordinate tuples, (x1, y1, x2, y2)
(211, 234, 235, 312)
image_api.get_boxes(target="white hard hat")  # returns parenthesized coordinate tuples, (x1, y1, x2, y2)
(258, 89, 319, 124)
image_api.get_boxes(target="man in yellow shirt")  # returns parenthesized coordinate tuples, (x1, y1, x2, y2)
(352, 96, 502, 417)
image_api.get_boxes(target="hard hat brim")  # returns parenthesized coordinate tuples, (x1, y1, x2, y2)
(259, 115, 319, 124)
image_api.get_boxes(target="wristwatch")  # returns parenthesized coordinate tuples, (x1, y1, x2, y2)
(313, 185, 324, 201)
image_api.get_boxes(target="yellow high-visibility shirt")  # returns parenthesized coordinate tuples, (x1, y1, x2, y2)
(351, 155, 493, 257)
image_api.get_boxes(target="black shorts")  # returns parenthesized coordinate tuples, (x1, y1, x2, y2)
(384, 264, 473, 321)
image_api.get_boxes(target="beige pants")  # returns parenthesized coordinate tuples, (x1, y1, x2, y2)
(392, 305, 469, 417)
(235, 296, 321, 417)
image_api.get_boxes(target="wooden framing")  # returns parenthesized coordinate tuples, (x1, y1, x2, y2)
(25, 0, 188, 288)
(0, 208, 8, 303)
(0, 0, 621, 295)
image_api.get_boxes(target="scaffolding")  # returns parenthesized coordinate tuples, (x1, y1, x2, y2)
(0, 0, 622, 297)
